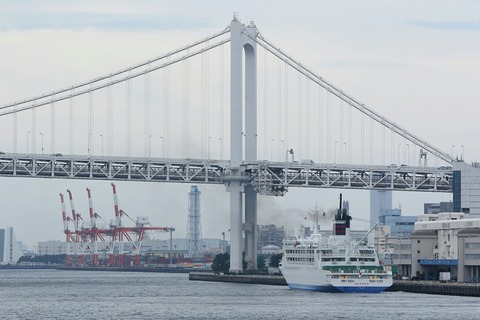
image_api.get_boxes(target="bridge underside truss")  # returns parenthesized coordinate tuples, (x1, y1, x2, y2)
(247, 161, 452, 194)
(0, 154, 452, 193)
(0, 154, 228, 184)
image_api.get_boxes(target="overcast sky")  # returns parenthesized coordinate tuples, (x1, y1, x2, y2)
(1, 1, 479, 248)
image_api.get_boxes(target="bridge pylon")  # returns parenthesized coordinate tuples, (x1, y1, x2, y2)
(227, 16, 258, 272)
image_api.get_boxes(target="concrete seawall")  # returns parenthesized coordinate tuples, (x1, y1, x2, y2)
(388, 280, 480, 297)
(189, 273, 480, 296)
(189, 272, 287, 286)
(56, 266, 195, 273)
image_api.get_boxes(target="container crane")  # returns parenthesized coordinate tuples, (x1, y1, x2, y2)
(66, 189, 83, 266)
(59, 193, 75, 267)
(86, 188, 100, 267)
(111, 183, 125, 267)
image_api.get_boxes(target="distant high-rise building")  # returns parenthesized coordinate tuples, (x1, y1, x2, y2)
(378, 208, 416, 238)
(0, 227, 23, 264)
(257, 224, 284, 251)
(187, 186, 203, 257)
(370, 190, 392, 225)
(424, 202, 454, 214)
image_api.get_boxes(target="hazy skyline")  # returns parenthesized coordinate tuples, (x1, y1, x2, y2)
(1, 1, 478, 247)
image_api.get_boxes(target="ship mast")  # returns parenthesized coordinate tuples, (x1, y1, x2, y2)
(306, 203, 324, 234)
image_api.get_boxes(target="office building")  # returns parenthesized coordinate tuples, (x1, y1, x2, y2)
(0, 227, 23, 264)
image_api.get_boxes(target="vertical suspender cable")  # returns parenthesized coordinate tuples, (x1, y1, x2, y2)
(327, 92, 331, 163)
(32, 101, 36, 154)
(164, 58, 171, 158)
(182, 51, 190, 158)
(319, 86, 323, 163)
(107, 80, 113, 156)
(162, 67, 167, 158)
(370, 118, 373, 165)
(297, 73, 302, 158)
(263, 48, 267, 159)
(382, 124, 385, 165)
(206, 41, 210, 157)
(220, 45, 225, 160)
(306, 78, 310, 159)
(127, 69, 133, 157)
(12, 105, 18, 153)
(13, 105, 17, 153)
(50, 94, 55, 153)
(284, 63, 288, 157)
(277, 59, 281, 160)
(125, 70, 129, 156)
(69, 88, 74, 154)
(391, 132, 395, 164)
(340, 101, 344, 164)
(201, 51, 206, 158)
(361, 106, 364, 165)
(144, 65, 151, 157)
(88, 83, 93, 155)
(348, 103, 352, 165)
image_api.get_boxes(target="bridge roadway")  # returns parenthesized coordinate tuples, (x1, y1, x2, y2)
(0, 153, 452, 194)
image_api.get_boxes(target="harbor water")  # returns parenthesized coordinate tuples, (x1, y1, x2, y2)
(0, 270, 478, 320)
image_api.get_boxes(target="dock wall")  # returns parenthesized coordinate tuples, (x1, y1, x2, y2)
(189, 272, 287, 286)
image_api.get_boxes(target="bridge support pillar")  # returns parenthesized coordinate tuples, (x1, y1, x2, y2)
(229, 180, 244, 273)
(228, 16, 258, 273)
(244, 185, 257, 270)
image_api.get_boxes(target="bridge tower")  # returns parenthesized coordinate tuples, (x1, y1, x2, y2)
(227, 16, 258, 272)
(187, 185, 203, 257)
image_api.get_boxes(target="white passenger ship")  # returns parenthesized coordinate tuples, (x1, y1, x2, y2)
(279, 195, 393, 293)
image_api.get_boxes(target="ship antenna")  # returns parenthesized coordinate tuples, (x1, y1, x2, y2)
(339, 193, 342, 212)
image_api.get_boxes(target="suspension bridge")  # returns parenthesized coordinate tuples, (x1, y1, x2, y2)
(1, 16, 478, 272)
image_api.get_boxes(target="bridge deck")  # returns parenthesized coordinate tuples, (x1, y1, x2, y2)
(0, 154, 452, 194)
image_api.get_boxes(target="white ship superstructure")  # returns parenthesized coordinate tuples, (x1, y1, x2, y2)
(280, 195, 393, 293)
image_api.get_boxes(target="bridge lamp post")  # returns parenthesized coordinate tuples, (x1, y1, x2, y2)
(271, 139, 275, 161)
(88, 133, 91, 156)
(398, 143, 401, 164)
(148, 134, 152, 158)
(27, 131, 31, 153)
(100, 134, 104, 156)
(406, 144, 410, 165)
(281, 140, 284, 160)
(208, 136, 212, 159)
(160, 136, 164, 158)
(344, 142, 347, 164)
(334, 141, 338, 164)
(219, 138, 223, 160)
(40, 132, 44, 155)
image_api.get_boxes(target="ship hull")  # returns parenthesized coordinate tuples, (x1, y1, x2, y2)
(287, 283, 338, 292)
(334, 285, 390, 293)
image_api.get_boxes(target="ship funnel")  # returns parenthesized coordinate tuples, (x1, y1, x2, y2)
(333, 193, 352, 235)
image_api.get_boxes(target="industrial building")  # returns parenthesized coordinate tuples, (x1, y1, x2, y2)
(0, 227, 23, 264)
(409, 212, 480, 282)
(37, 240, 67, 255)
